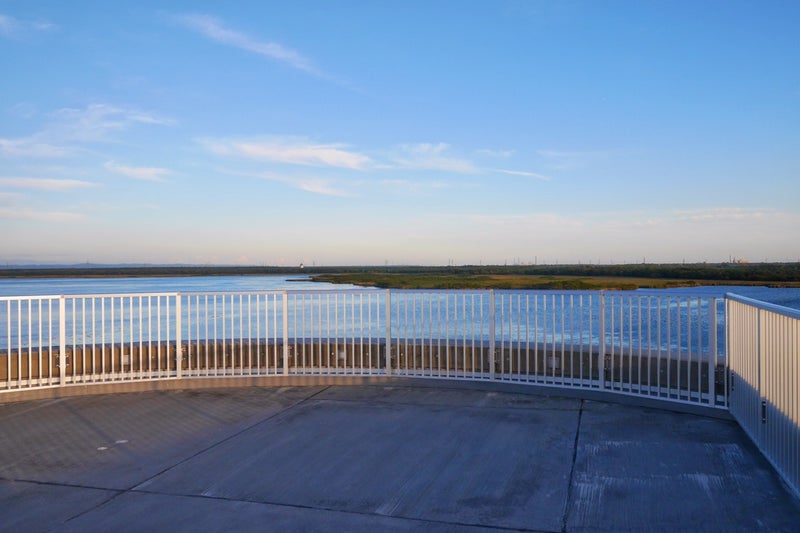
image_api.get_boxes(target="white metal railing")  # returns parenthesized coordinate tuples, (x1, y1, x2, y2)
(0, 293, 181, 387)
(727, 293, 799, 499)
(2, 289, 725, 406)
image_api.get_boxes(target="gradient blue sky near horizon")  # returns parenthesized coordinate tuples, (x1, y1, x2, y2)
(1, 1, 798, 266)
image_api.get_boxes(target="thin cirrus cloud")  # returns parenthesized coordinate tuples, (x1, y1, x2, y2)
(667, 207, 794, 223)
(491, 168, 550, 180)
(203, 137, 371, 170)
(0, 137, 71, 158)
(215, 166, 351, 197)
(391, 143, 480, 174)
(0, 13, 55, 36)
(252, 171, 351, 197)
(104, 161, 170, 182)
(204, 137, 549, 186)
(49, 104, 174, 142)
(1, 104, 173, 160)
(0, 208, 84, 222)
(0, 14, 14, 34)
(476, 148, 515, 158)
(0, 177, 96, 190)
(392, 143, 549, 179)
(177, 14, 320, 76)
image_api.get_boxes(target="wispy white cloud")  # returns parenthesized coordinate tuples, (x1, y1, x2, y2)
(213, 166, 351, 197)
(0, 104, 173, 160)
(0, 208, 85, 222)
(254, 171, 351, 197)
(0, 177, 95, 190)
(0, 13, 55, 37)
(0, 14, 14, 35)
(204, 137, 550, 191)
(8, 102, 38, 119)
(476, 148, 514, 158)
(178, 14, 320, 76)
(0, 137, 71, 158)
(49, 104, 174, 142)
(104, 161, 170, 182)
(490, 168, 550, 180)
(296, 179, 350, 197)
(391, 143, 479, 174)
(390, 143, 549, 180)
(667, 207, 780, 223)
(203, 137, 371, 170)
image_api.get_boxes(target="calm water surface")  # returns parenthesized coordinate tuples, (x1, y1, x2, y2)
(1, 276, 797, 352)
(0, 275, 360, 296)
(0, 276, 798, 310)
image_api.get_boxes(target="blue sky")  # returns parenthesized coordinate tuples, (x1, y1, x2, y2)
(1, 1, 798, 266)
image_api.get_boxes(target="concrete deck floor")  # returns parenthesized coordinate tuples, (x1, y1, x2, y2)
(1, 383, 798, 532)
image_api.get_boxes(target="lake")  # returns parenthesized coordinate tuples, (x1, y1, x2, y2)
(1, 276, 798, 355)
(0, 275, 798, 310)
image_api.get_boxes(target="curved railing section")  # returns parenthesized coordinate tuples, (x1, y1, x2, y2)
(2, 289, 726, 407)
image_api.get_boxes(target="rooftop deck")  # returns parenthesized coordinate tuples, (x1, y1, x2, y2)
(2, 382, 798, 532)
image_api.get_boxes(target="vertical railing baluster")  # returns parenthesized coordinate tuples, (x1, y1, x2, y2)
(385, 290, 392, 375)
(58, 296, 66, 385)
(598, 291, 605, 390)
(283, 292, 289, 375)
(489, 290, 495, 380)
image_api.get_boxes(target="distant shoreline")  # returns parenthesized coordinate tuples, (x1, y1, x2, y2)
(1, 263, 798, 290)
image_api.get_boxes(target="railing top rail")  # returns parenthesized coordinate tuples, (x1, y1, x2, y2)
(0, 294, 63, 302)
(604, 289, 723, 298)
(284, 288, 384, 296)
(0, 289, 733, 301)
(63, 292, 181, 299)
(2, 293, 181, 300)
(725, 292, 800, 319)
(180, 289, 383, 297)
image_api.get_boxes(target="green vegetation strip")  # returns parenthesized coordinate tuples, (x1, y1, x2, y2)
(310, 273, 800, 290)
(1, 263, 799, 290)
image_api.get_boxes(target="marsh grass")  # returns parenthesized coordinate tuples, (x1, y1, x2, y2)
(310, 273, 734, 290)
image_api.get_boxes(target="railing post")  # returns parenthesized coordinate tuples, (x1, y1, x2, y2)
(708, 297, 717, 406)
(58, 295, 67, 384)
(757, 308, 765, 441)
(385, 290, 392, 375)
(283, 292, 290, 376)
(489, 290, 495, 380)
(176, 293, 182, 379)
(598, 291, 605, 390)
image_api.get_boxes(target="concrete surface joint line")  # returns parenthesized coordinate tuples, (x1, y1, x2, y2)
(0, 384, 798, 532)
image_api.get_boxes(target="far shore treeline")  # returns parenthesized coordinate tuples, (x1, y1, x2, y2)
(1, 263, 799, 290)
